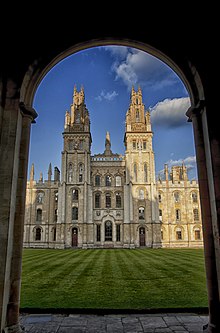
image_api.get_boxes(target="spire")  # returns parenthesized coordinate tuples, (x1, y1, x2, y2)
(39, 172, 43, 182)
(30, 163, 34, 181)
(48, 163, 52, 181)
(104, 131, 112, 156)
(105, 131, 111, 147)
(164, 164, 169, 181)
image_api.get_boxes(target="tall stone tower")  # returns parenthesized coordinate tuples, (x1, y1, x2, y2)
(124, 86, 161, 247)
(59, 85, 92, 247)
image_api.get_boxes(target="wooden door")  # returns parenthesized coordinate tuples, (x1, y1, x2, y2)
(139, 227, 145, 246)
(72, 228, 78, 247)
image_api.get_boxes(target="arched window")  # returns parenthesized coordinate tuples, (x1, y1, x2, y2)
(36, 208, 42, 222)
(95, 193, 101, 208)
(105, 175, 111, 186)
(105, 221, 112, 241)
(161, 229, 164, 240)
(79, 163, 83, 182)
(115, 175, 121, 186)
(95, 175, 101, 186)
(159, 209, 162, 221)
(35, 227, 41, 241)
(193, 208, 199, 221)
(36, 192, 44, 204)
(144, 163, 148, 182)
(192, 192, 198, 203)
(139, 189, 144, 200)
(174, 192, 180, 202)
(176, 228, 182, 240)
(72, 207, 78, 220)
(105, 193, 111, 208)
(195, 228, 201, 240)
(136, 109, 140, 121)
(116, 193, 122, 208)
(139, 207, 145, 220)
(134, 163, 137, 182)
(72, 189, 78, 201)
(68, 163, 73, 182)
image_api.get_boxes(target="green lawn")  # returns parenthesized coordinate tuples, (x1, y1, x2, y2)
(20, 248, 208, 310)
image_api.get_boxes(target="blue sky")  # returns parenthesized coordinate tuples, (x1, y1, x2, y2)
(29, 46, 197, 181)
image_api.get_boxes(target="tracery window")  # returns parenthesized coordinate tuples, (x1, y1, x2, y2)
(36, 209, 42, 222)
(35, 227, 41, 241)
(95, 193, 101, 208)
(105, 221, 112, 241)
(72, 189, 79, 201)
(115, 176, 121, 186)
(105, 175, 111, 186)
(72, 207, 78, 220)
(36, 192, 44, 204)
(95, 175, 101, 186)
(105, 193, 111, 208)
(139, 207, 145, 220)
(79, 163, 83, 182)
(193, 208, 199, 221)
(116, 193, 122, 208)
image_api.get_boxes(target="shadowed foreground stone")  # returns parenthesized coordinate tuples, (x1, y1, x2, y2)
(19, 313, 209, 333)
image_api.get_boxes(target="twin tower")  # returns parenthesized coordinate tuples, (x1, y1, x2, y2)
(57, 85, 160, 248)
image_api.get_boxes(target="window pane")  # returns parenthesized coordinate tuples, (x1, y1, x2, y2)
(106, 194, 111, 208)
(95, 175, 100, 186)
(72, 189, 78, 201)
(95, 193, 100, 208)
(116, 193, 121, 208)
(105, 221, 112, 241)
(72, 207, 78, 220)
(116, 225, 120, 241)
(97, 225, 101, 242)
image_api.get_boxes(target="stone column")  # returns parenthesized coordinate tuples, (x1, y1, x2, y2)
(3, 97, 37, 332)
(0, 79, 21, 333)
(187, 103, 220, 333)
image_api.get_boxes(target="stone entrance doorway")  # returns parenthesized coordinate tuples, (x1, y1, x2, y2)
(139, 227, 145, 247)
(72, 228, 78, 247)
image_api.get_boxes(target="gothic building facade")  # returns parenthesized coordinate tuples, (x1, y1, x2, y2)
(23, 86, 203, 249)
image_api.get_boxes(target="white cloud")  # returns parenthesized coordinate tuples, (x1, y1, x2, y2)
(95, 90, 118, 102)
(150, 97, 191, 127)
(157, 155, 197, 179)
(165, 156, 196, 167)
(104, 46, 129, 59)
(105, 47, 179, 91)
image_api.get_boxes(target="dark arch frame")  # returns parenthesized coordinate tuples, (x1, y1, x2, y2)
(0, 36, 219, 333)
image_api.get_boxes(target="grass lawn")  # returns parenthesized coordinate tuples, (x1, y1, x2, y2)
(20, 248, 208, 310)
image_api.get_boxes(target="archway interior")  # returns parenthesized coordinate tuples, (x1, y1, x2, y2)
(21, 43, 207, 310)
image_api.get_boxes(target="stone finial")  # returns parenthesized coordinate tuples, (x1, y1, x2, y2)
(39, 172, 43, 182)
(30, 163, 34, 181)
(48, 163, 52, 181)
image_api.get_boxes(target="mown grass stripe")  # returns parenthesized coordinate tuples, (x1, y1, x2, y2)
(20, 248, 208, 309)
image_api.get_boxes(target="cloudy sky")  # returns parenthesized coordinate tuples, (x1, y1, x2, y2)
(30, 46, 197, 181)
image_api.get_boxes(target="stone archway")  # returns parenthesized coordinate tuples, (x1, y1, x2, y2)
(0, 38, 219, 333)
